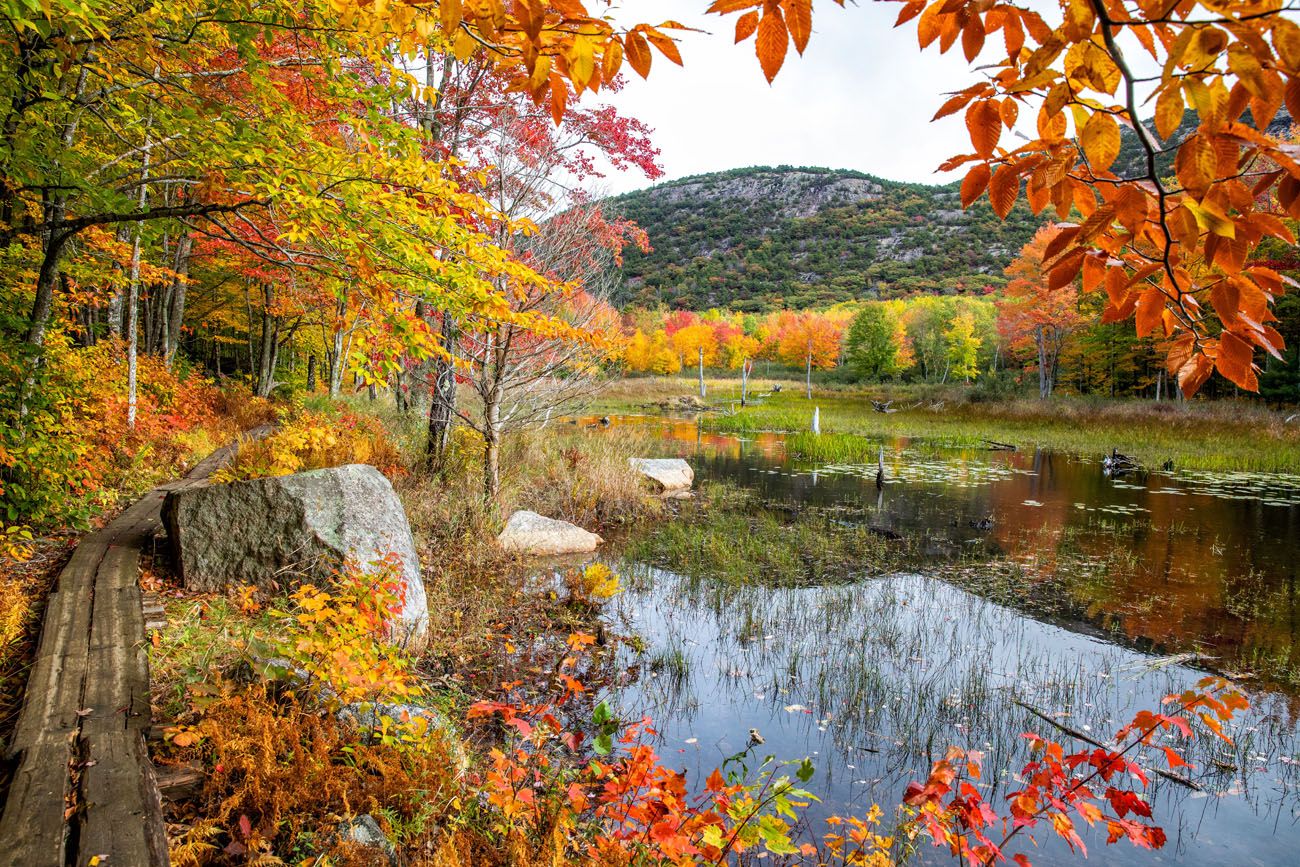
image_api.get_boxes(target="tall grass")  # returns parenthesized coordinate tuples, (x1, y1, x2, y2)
(597, 377, 1300, 472)
(628, 482, 921, 587)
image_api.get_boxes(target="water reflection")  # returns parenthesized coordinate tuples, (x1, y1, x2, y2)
(589, 414, 1300, 687)
(580, 413, 1300, 865)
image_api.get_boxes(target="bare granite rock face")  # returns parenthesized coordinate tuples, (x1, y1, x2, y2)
(162, 464, 428, 645)
(496, 510, 602, 556)
(629, 458, 694, 493)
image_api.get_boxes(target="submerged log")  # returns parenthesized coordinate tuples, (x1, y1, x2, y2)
(984, 439, 1016, 451)
(1013, 700, 1202, 791)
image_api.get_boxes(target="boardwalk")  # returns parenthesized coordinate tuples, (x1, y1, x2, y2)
(0, 432, 266, 867)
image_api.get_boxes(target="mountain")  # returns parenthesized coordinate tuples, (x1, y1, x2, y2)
(608, 110, 1294, 313)
(608, 166, 1044, 312)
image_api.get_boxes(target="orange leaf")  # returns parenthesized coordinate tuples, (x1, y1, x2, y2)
(988, 164, 1019, 218)
(1080, 112, 1121, 171)
(1155, 85, 1185, 140)
(961, 163, 992, 208)
(1135, 286, 1164, 337)
(966, 99, 1001, 158)
(734, 10, 760, 43)
(1217, 330, 1259, 391)
(1175, 135, 1217, 193)
(755, 6, 789, 83)
(643, 26, 683, 66)
(624, 30, 652, 78)
(782, 0, 812, 54)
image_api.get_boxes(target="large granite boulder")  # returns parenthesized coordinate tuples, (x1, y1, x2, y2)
(630, 458, 694, 492)
(163, 464, 428, 645)
(497, 510, 602, 556)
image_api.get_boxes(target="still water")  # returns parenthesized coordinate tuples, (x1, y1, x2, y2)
(591, 415, 1300, 865)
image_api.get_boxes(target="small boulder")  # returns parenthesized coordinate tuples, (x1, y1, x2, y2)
(497, 510, 602, 556)
(335, 815, 396, 865)
(162, 464, 428, 646)
(630, 458, 694, 493)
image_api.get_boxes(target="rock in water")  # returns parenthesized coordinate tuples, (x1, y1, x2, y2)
(496, 510, 602, 556)
(629, 458, 694, 492)
(163, 464, 428, 645)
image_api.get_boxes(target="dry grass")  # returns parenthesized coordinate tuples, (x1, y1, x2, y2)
(391, 416, 662, 691)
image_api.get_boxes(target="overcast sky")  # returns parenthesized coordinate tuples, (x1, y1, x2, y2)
(594, 1, 986, 194)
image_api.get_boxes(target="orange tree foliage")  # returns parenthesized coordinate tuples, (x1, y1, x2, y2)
(878, 0, 1300, 396)
(999, 224, 1086, 397)
(715, 0, 1300, 394)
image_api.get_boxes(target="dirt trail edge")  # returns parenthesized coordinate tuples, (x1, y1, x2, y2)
(0, 426, 272, 867)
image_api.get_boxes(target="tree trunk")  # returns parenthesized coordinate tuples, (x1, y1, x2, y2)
(255, 285, 279, 397)
(426, 314, 458, 471)
(740, 358, 751, 406)
(698, 346, 705, 399)
(125, 128, 153, 429)
(805, 349, 812, 399)
(484, 427, 500, 502)
(306, 354, 317, 392)
(126, 224, 143, 429)
(163, 232, 191, 367)
(1036, 327, 1051, 400)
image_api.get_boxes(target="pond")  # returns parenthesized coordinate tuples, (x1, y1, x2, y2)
(586, 414, 1300, 866)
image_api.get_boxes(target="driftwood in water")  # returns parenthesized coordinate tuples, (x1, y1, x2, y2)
(870, 399, 897, 414)
(1012, 700, 1202, 791)
(984, 439, 1016, 451)
(1102, 448, 1141, 476)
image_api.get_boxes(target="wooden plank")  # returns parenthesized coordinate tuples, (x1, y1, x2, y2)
(7, 544, 102, 757)
(82, 548, 150, 736)
(0, 734, 74, 866)
(78, 731, 168, 867)
(1, 428, 272, 867)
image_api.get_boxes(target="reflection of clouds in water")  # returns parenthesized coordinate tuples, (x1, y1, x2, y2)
(607, 566, 1300, 867)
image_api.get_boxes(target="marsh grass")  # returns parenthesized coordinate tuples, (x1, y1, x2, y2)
(344, 397, 668, 694)
(628, 482, 923, 587)
(598, 377, 1300, 472)
(610, 564, 1300, 841)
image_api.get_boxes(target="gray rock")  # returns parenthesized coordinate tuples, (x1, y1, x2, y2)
(163, 464, 427, 646)
(630, 458, 694, 492)
(496, 510, 602, 556)
(336, 814, 396, 864)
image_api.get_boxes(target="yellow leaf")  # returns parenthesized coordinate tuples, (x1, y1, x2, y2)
(1080, 111, 1121, 171)
(1155, 85, 1184, 141)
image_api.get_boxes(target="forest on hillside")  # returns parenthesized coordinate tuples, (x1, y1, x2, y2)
(609, 166, 1045, 311)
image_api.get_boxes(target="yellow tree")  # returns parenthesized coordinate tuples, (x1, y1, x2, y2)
(670, 322, 720, 397)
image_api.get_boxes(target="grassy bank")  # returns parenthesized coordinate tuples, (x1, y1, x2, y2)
(595, 377, 1300, 472)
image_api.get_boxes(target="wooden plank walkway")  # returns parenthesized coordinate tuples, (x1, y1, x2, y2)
(0, 430, 269, 867)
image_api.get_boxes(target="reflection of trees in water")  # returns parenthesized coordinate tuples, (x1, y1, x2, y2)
(598, 415, 1300, 687)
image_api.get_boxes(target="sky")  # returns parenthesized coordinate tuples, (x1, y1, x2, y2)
(593, 1, 987, 195)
